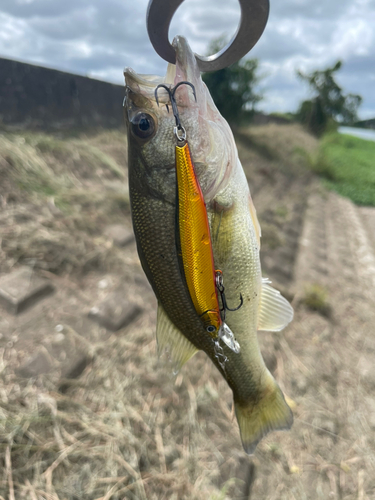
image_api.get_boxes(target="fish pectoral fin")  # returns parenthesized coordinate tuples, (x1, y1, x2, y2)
(257, 278, 294, 332)
(156, 303, 199, 372)
(235, 373, 293, 455)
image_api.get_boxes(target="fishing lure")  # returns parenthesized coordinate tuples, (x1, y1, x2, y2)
(155, 82, 241, 357)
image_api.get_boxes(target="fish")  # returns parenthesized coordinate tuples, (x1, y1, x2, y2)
(123, 36, 294, 454)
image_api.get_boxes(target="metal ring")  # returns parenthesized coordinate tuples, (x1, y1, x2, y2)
(146, 0, 269, 72)
(174, 125, 186, 142)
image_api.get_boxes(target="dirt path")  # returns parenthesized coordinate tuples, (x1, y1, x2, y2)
(251, 188, 375, 499)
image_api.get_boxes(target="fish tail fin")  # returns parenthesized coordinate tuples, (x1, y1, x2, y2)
(234, 372, 293, 455)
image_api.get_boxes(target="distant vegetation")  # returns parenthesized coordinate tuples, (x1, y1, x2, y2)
(202, 39, 373, 208)
(296, 61, 362, 136)
(202, 39, 262, 125)
(202, 39, 366, 137)
(310, 133, 375, 206)
(354, 118, 375, 130)
(302, 284, 330, 317)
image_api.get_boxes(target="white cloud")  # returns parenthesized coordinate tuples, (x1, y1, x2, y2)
(0, 0, 374, 118)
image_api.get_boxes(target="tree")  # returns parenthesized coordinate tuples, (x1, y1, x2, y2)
(297, 61, 362, 135)
(202, 39, 262, 125)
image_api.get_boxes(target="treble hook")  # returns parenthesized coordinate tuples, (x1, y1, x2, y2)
(155, 81, 197, 141)
(215, 271, 243, 321)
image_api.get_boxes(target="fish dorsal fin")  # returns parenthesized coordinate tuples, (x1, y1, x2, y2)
(156, 303, 198, 371)
(257, 278, 294, 332)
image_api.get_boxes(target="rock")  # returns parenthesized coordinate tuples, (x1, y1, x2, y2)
(104, 224, 134, 247)
(358, 356, 375, 388)
(16, 347, 53, 377)
(88, 290, 142, 331)
(0, 267, 54, 314)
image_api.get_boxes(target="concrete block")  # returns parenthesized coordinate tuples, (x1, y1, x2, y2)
(59, 354, 92, 393)
(16, 347, 53, 377)
(0, 267, 54, 314)
(89, 290, 142, 331)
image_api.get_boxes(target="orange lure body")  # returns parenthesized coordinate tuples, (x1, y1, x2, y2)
(175, 142, 222, 337)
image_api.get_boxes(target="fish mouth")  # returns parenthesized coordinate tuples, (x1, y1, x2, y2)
(172, 36, 201, 86)
(124, 36, 201, 106)
(124, 68, 167, 104)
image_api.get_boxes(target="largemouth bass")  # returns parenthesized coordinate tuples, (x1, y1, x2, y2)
(124, 36, 294, 454)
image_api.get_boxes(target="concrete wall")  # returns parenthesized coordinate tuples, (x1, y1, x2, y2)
(0, 57, 125, 129)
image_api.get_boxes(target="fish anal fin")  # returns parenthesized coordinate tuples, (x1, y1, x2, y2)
(258, 278, 294, 332)
(235, 373, 293, 455)
(156, 303, 198, 372)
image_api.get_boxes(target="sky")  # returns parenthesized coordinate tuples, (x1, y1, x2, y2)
(0, 0, 374, 119)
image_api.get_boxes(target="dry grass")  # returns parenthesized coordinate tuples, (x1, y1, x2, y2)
(0, 322, 248, 500)
(238, 123, 318, 179)
(0, 131, 129, 275)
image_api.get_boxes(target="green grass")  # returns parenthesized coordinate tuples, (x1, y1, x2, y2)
(302, 283, 331, 317)
(312, 133, 375, 206)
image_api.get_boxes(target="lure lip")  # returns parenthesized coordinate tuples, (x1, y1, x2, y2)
(219, 323, 241, 354)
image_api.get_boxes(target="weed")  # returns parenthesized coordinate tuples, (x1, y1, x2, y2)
(275, 206, 288, 218)
(302, 283, 330, 316)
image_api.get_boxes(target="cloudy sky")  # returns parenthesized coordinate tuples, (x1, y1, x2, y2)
(1, 0, 374, 118)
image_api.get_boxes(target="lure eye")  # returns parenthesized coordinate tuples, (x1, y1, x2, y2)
(206, 325, 216, 334)
(131, 112, 156, 140)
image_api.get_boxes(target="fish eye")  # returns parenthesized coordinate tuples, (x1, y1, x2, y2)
(131, 112, 156, 140)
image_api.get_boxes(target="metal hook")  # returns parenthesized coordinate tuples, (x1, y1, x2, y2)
(146, 0, 269, 72)
(171, 81, 197, 102)
(155, 81, 196, 141)
(154, 83, 172, 107)
(215, 270, 243, 321)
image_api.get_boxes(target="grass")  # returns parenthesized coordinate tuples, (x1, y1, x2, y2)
(0, 327, 250, 500)
(311, 133, 375, 206)
(0, 130, 129, 275)
(301, 283, 331, 316)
